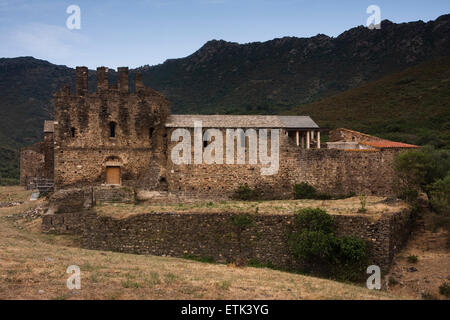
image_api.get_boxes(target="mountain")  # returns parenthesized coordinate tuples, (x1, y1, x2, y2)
(284, 55, 450, 149)
(139, 14, 450, 114)
(0, 14, 450, 184)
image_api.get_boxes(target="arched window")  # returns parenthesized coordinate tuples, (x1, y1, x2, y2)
(149, 127, 154, 139)
(109, 122, 116, 138)
(70, 127, 76, 138)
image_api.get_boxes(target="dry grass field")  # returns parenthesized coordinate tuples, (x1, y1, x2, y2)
(95, 195, 407, 219)
(0, 186, 407, 300)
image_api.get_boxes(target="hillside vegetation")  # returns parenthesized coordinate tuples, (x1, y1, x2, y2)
(140, 15, 450, 115)
(286, 55, 450, 149)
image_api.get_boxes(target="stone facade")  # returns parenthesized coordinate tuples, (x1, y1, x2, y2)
(21, 66, 418, 198)
(42, 208, 415, 272)
(52, 67, 169, 190)
(165, 128, 400, 198)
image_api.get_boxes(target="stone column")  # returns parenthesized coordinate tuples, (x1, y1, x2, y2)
(134, 72, 145, 92)
(306, 130, 310, 149)
(75, 66, 88, 96)
(117, 67, 129, 93)
(296, 131, 299, 146)
(96, 67, 108, 93)
(317, 131, 321, 149)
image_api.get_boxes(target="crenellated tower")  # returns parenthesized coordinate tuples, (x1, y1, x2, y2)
(53, 66, 170, 189)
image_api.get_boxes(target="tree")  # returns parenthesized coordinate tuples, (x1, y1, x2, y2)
(394, 146, 450, 204)
(429, 173, 450, 215)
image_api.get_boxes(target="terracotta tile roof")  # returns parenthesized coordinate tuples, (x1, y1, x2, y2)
(360, 140, 419, 149)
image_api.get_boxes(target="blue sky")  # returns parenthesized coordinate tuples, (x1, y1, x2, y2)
(0, 0, 449, 69)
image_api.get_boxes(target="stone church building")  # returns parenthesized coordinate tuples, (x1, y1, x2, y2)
(20, 66, 418, 199)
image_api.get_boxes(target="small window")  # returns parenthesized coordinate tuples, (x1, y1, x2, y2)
(70, 127, 76, 138)
(149, 127, 154, 139)
(109, 122, 116, 138)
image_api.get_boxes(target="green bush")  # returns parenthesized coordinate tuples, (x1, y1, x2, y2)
(439, 282, 450, 297)
(289, 230, 336, 262)
(288, 208, 367, 282)
(407, 255, 418, 263)
(293, 208, 334, 234)
(293, 182, 355, 200)
(337, 236, 367, 264)
(230, 213, 253, 229)
(233, 184, 256, 201)
(293, 182, 317, 199)
(429, 173, 450, 215)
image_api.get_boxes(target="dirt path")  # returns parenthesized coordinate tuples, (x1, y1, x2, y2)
(385, 211, 450, 299)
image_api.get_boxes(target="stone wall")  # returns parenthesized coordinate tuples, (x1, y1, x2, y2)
(42, 209, 414, 272)
(329, 128, 385, 143)
(20, 141, 45, 187)
(165, 129, 400, 198)
(93, 186, 135, 204)
(53, 67, 170, 190)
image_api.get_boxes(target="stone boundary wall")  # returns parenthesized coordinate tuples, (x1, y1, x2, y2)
(42, 208, 414, 272)
(165, 130, 401, 199)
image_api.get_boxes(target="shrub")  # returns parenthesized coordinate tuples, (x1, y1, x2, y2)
(397, 188, 419, 204)
(407, 255, 418, 263)
(439, 282, 450, 297)
(233, 184, 256, 201)
(293, 182, 317, 199)
(429, 173, 450, 216)
(337, 236, 367, 264)
(293, 182, 355, 200)
(231, 213, 253, 229)
(388, 276, 399, 286)
(358, 194, 367, 213)
(289, 230, 336, 262)
(293, 208, 334, 234)
(288, 208, 367, 282)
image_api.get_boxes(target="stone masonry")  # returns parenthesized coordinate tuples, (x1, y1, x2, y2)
(21, 66, 418, 198)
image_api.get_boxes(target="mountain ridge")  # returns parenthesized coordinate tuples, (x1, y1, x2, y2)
(0, 14, 449, 184)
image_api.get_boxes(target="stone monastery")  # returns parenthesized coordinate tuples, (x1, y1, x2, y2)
(20, 66, 419, 199)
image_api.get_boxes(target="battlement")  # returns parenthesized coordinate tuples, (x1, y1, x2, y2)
(57, 66, 149, 97)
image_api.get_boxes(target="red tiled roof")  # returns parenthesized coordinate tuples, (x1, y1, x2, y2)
(360, 140, 419, 149)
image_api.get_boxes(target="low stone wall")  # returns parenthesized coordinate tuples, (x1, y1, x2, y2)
(93, 186, 135, 204)
(42, 211, 87, 234)
(42, 208, 414, 272)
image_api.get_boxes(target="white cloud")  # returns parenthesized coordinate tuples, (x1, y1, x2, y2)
(8, 23, 88, 61)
